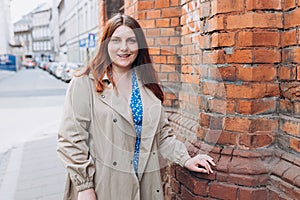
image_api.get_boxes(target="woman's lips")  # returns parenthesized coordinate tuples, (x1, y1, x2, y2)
(118, 54, 131, 58)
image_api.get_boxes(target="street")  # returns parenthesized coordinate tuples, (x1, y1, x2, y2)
(0, 68, 67, 199)
(0, 68, 67, 152)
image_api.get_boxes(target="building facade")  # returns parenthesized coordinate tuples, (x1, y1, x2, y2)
(55, 0, 99, 65)
(0, 0, 13, 54)
(96, 0, 300, 199)
(32, 3, 53, 62)
(13, 13, 33, 56)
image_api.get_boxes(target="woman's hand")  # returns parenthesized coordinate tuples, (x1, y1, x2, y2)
(184, 154, 216, 174)
(78, 188, 97, 200)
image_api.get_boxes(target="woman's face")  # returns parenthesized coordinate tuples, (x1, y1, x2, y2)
(108, 25, 139, 71)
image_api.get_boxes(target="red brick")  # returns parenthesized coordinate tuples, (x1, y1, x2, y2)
(278, 65, 296, 80)
(162, 8, 181, 18)
(283, 165, 300, 184)
(155, 0, 169, 8)
(209, 65, 236, 81)
(246, 0, 282, 11)
(176, 167, 209, 196)
(290, 137, 300, 152)
(284, 0, 296, 11)
(149, 47, 160, 55)
(168, 73, 180, 82)
(239, 133, 274, 148)
(224, 117, 251, 133)
(229, 156, 269, 174)
(146, 10, 161, 19)
(170, 17, 180, 26)
(228, 174, 269, 187)
(237, 31, 280, 47)
(139, 19, 155, 28)
(227, 13, 283, 29)
(208, 99, 227, 114)
(137, 1, 154, 10)
(203, 50, 226, 64)
(279, 99, 293, 114)
(239, 187, 268, 200)
(294, 101, 300, 116)
(226, 83, 279, 99)
(212, 32, 235, 47)
(155, 37, 169, 45)
(219, 131, 238, 146)
(138, 11, 147, 19)
(211, 0, 244, 15)
(281, 119, 300, 136)
(284, 8, 300, 29)
(170, 0, 179, 6)
(297, 65, 300, 80)
(253, 49, 281, 63)
(146, 29, 160, 37)
(209, 182, 238, 199)
(272, 159, 294, 178)
(280, 82, 300, 101)
(237, 99, 276, 115)
(206, 15, 225, 32)
(161, 64, 175, 73)
(237, 64, 277, 82)
(167, 56, 180, 64)
(155, 18, 170, 27)
(292, 47, 300, 63)
(181, 185, 207, 200)
(282, 29, 297, 47)
(225, 49, 253, 63)
(203, 81, 226, 98)
(153, 55, 166, 64)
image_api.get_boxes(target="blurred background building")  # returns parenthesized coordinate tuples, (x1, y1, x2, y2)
(0, 0, 14, 54)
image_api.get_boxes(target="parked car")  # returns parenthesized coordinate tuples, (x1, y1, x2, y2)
(48, 62, 59, 75)
(22, 59, 36, 69)
(40, 61, 50, 71)
(61, 62, 81, 82)
(22, 53, 36, 69)
(54, 62, 66, 79)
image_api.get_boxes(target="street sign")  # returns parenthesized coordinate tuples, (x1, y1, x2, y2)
(88, 33, 96, 48)
(79, 39, 86, 47)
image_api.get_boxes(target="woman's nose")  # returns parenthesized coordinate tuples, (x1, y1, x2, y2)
(120, 40, 128, 50)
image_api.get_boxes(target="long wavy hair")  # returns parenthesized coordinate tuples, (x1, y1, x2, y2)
(79, 14, 164, 102)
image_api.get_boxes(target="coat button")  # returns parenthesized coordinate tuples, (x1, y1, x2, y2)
(113, 118, 117, 123)
(156, 190, 160, 193)
(101, 94, 105, 98)
(113, 161, 117, 166)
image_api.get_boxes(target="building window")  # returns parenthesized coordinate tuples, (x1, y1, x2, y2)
(105, 0, 124, 20)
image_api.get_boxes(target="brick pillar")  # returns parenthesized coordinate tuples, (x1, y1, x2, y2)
(167, 0, 298, 199)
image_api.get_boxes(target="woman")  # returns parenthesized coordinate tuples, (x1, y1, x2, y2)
(57, 14, 215, 200)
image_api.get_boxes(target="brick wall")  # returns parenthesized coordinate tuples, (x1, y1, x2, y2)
(98, 0, 300, 199)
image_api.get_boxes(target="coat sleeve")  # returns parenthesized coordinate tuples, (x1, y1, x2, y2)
(57, 76, 95, 192)
(158, 107, 191, 167)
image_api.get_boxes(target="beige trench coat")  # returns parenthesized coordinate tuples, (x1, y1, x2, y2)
(57, 73, 191, 200)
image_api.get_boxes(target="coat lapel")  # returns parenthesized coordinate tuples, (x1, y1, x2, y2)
(137, 81, 162, 180)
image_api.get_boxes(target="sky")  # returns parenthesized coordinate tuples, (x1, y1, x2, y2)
(10, 0, 53, 23)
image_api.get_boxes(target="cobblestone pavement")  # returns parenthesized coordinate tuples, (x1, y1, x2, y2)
(0, 135, 66, 200)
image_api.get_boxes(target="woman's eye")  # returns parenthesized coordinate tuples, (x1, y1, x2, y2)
(110, 38, 120, 43)
(128, 38, 137, 44)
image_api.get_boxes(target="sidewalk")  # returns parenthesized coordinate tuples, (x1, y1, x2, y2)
(0, 135, 66, 200)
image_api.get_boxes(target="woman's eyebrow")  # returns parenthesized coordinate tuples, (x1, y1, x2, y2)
(111, 36, 136, 39)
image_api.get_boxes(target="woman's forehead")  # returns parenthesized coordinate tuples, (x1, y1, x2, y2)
(112, 25, 136, 37)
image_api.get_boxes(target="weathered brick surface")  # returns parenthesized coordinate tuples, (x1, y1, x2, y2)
(108, 0, 300, 199)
